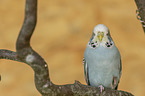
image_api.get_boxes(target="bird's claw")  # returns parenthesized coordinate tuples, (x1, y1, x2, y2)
(98, 85, 104, 93)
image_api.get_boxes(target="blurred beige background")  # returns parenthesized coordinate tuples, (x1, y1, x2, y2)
(0, 0, 145, 96)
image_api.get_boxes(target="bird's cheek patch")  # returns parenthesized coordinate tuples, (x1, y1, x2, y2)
(88, 41, 99, 49)
(105, 42, 113, 48)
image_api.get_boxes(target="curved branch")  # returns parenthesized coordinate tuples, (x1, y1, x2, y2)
(16, 0, 37, 50)
(0, 0, 134, 95)
(15, 0, 52, 94)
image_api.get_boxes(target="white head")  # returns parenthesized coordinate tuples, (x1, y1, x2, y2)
(93, 24, 109, 35)
(88, 24, 114, 48)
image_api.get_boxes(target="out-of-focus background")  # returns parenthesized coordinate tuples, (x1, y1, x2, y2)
(0, 0, 144, 96)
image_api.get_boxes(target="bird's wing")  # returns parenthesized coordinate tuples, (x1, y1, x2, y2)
(119, 59, 122, 77)
(112, 59, 122, 90)
(83, 57, 90, 85)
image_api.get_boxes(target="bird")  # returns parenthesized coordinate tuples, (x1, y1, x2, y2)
(83, 24, 122, 92)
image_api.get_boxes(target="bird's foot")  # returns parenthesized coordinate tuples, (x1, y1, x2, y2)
(98, 85, 104, 93)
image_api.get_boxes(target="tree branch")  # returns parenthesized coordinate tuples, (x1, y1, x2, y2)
(0, 50, 17, 61)
(0, 0, 134, 95)
(15, 0, 52, 94)
(135, 0, 145, 33)
(16, 0, 37, 49)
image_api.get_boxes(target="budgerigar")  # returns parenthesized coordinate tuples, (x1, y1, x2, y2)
(83, 24, 122, 92)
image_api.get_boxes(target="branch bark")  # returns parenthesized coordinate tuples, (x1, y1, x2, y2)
(135, 0, 145, 33)
(0, 0, 134, 96)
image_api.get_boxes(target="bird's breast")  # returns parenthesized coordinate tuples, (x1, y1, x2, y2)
(84, 45, 120, 69)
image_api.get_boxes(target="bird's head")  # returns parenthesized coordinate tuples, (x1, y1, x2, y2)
(89, 24, 114, 48)
(93, 24, 110, 42)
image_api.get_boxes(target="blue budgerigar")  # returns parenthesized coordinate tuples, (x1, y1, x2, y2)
(83, 24, 122, 92)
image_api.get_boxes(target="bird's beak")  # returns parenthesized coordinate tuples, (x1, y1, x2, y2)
(97, 33, 104, 42)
